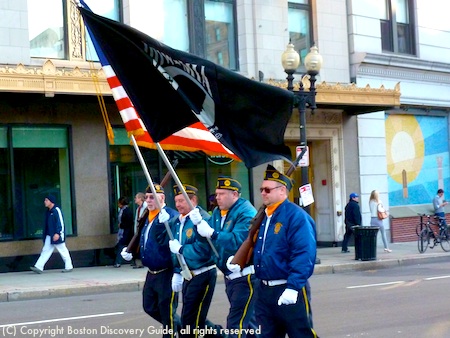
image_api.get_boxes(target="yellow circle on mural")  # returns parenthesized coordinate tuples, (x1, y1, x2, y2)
(386, 115, 424, 184)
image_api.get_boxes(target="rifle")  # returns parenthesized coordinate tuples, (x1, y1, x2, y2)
(231, 152, 305, 269)
(126, 160, 178, 254)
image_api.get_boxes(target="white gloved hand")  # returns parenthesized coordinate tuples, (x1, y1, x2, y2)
(158, 209, 170, 223)
(226, 255, 241, 273)
(171, 273, 183, 292)
(169, 239, 182, 254)
(196, 220, 215, 238)
(277, 288, 298, 306)
(188, 208, 202, 225)
(120, 247, 133, 261)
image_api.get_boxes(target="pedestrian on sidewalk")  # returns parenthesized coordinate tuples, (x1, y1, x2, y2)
(30, 195, 73, 274)
(131, 192, 147, 268)
(342, 192, 362, 253)
(114, 196, 134, 268)
(433, 189, 448, 230)
(369, 190, 392, 253)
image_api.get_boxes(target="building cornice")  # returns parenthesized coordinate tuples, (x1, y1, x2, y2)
(0, 60, 400, 114)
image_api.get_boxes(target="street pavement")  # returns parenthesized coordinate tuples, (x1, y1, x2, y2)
(1, 241, 450, 302)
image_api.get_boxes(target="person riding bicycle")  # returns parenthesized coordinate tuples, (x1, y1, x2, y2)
(433, 189, 448, 231)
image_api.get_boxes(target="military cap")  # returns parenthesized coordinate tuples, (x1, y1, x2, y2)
(145, 183, 164, 194)
(216, 176, 241, 192)
(263, 164, 293, 191)
(173, 184, 198, 196)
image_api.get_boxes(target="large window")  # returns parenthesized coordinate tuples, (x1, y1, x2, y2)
(205, 0, 237, 69)
(288, 0, 312, 71)
(84, 0, 121, 61)
(381, 0, 415, 55)
(28, 0, 66, 59)
(128, 0, 238, 70)
(0, 126, 74, 241)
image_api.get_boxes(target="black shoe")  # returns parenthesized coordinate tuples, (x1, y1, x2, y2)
(341, 250, 350, 253)
(62, 268, 73, 273)
(113, 264, 121, 268)
(132, 265, 143, 269)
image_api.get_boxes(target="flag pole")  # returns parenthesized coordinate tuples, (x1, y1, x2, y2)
(155, 143, 220, 257)
(130, 135, 192, 280)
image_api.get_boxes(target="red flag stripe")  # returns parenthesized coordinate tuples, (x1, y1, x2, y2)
(101, 65, 239, 160)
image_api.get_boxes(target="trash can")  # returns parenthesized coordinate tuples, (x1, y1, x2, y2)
(354, 226, 379, 261)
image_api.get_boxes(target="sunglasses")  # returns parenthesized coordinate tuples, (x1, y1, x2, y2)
(259, 186, 283, 193)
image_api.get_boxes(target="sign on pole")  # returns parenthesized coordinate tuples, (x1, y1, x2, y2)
(299, 183, 314, 207)
(296, 146, 309, 167)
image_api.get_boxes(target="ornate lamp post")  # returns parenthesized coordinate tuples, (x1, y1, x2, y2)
(281, 42, 323, 209)
(282, 43, 323, 263)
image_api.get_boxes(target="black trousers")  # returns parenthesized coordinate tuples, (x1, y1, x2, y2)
(224, 274, 258, 338)
(180, 268, 217, 338)
(254, 280, 318, 338)
(143, 268, 181, 338)
(341, 225, 354, 251)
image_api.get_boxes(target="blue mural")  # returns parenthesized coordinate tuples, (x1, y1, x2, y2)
(386, 115, 449, 206)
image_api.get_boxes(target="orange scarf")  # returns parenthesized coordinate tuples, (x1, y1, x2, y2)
(265, 200, 284, 216)
(149, 209, 160, 223)
(220, 210, 228, 217)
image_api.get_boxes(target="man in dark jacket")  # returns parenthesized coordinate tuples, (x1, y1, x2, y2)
(113, 196, 134, 267)
(342, 192, 362, 253)
(121, 184, 180, 337)
(30, 195, 73, 273)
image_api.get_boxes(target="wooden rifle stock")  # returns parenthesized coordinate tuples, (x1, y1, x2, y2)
(231, 158, 302, 269)
(126, 160, 178, 254)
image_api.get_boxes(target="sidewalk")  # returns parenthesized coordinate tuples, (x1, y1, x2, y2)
(1, 241, 449, 302)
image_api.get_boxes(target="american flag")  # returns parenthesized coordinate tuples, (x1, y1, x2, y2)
(101, 57, 239, 160)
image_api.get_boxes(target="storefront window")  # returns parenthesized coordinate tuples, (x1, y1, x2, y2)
(0, 127, 11, 241)
(110, 127, 251, 218)
(0, 126, 74, 241)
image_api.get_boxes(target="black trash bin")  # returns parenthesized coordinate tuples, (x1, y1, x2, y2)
(354, 226, 379, 261)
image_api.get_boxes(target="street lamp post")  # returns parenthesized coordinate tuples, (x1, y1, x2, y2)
(282, 42, 323, 263)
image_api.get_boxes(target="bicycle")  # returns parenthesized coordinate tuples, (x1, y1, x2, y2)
(417, 213, 450, 253)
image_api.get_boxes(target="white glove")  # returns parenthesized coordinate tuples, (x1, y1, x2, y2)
(158, 209, 170, 223)
(197, 220, 215, 238)
(226, 255, 241, 273)
(171, 273, 183, 292)
(188, 208, 202, 225)
(169, 239, 182, 254)
(120, 247, 133, 261)
(278, 288, 298, 306)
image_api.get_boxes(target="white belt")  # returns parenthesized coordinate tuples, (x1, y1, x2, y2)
(191, 264, 216, 277)
(261, 279, 287, 286)
(226, 265, 255, 280)
(148, 268, 167, 274)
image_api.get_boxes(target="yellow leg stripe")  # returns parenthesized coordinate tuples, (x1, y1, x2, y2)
(169, 291, 176, 338)
(301, 286, 318, 338)
(237, 274, 254, 338)
(194, 284, 210, 338)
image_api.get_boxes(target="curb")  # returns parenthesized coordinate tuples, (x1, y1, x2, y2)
(313, 254, 450, 275)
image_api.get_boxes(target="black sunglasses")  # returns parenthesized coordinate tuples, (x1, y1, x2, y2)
(259, 186, 283, 193)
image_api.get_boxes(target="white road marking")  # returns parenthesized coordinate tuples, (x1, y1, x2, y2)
(347, 281, 404, 289)
(0, 312, 124, 327)
(425, 275, 450, 281)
